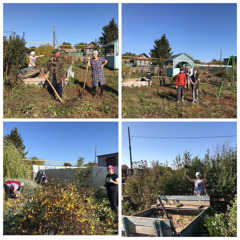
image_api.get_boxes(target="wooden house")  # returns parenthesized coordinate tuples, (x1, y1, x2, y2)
(83, 42, 97, 57)
(130, 53, 151, 67)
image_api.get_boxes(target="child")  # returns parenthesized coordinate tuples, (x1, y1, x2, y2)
(176, 68, 186, 102)
(190, 69, 200, 103)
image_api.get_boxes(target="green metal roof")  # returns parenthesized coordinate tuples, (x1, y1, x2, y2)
(164, 53, 195, 62)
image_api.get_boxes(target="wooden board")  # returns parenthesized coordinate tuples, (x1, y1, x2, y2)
(158, 195, 210, 206)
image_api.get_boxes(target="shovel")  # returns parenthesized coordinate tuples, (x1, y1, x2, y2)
(42, 71, 64, 103)
(80, 59, 90, 98)
(158, 197, 177, 236)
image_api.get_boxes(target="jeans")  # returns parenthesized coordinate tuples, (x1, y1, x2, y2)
(177, 86, 185, 101)
(49, 73, 62, 98)
(192, 88, 199, 102)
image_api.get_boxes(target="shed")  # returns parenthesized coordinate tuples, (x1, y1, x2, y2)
(164, 53, 194, 77)
(131, 53, 151, 67)
(97, 152, 118, 167)
(101, 39, 119, 70)
(223, 56, 237, 65)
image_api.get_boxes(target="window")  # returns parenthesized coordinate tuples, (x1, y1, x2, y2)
(137, 60, 140, 65)
(145, 61, 149, 65)
(141, 61, 144, 65)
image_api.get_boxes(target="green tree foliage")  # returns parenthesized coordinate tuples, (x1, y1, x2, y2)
(3, 141, 29, 179)
(202, 195, 237, 236)
(35, 44, 54, 68)
(99, 18, 118, 45)
(3, 33, 28, 80)
(76, 157, 92, 188)
(150, 34, 172, 67)
(4, 127, 28, 158)
(25, 156, 45, 170)
(59, 42, 72, 49)
(122, 52, 136, 57)
(124, 146, 236, 211)
(64, 162, 72, 166)
(75, 42, 87, 49)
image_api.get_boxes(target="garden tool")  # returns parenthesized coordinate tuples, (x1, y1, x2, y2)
(42, 70, 64, 103)
(80, 58, 90, 98)
(184, 164, 190, 175)
(158, 197, 177, 236)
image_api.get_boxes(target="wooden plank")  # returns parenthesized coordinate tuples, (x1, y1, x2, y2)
(159, 195, 210, 201)
(158, 195, 210, 206)
(152, 204, 209, 212)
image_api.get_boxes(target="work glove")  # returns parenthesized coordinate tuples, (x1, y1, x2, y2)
(109, 179, 113, 183)
(176, 86, 178, 89)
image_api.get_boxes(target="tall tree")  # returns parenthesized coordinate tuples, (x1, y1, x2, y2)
(4, 127, 28, 158)
(64, 162, 72, 166)
(150, 34, 173, 67)
(3, 33, 27, 80)
(99, 18, 118, 45)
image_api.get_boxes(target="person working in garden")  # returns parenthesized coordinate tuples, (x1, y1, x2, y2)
(159, 65, 166, 86)
(105, 165, 118, 214)
(28, 51, 44, 67)
(186, 171, 208, 196)
(176, 67, 186, 103)
(4, 180, 24, 201)
(88, 50, 108, 99)
(47, 48, 65, 100)
(190, 69, 200, 103)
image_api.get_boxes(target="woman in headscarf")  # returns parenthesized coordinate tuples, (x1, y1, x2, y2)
(29, 51, 44, 67)
(105, 165, 118, 214)
(186, 171, 208, 196)
(88, 50, 108, 98)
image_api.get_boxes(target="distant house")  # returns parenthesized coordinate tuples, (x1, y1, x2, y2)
(101, 39, 119, 70)
(83, 42, 97, 57)
(97, 152, 118, 167)
(130, 53, 151, 67)
(223, 56, 237, 65)
(164, 53, 195, 77)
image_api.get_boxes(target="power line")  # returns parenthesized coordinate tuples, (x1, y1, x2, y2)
(131, 135, 236, 140)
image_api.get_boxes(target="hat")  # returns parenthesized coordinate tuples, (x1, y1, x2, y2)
(30, 51, 35, 56)
(52, 48, 60, 54)
(19, 181, 24, 187)
(196, 172, 201, 177)
(108, 165, 114, 170)
(185, 64, 188, 67)
(180, 67, 184, 71)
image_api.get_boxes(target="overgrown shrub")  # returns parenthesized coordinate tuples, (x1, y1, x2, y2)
(201, 195, 237, 236)
(124, 146, 236, 210)
(35, 45, 54, 69)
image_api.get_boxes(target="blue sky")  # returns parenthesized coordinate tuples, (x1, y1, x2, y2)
(3, 3, 118, 47)
(122, 122, 236, 167)
(122, 3, 237, 62)
(4, 122, 118, 166)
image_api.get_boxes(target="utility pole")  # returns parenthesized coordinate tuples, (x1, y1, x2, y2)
(128, 127, 133, 169)
(220, 49, 222, 62)
(94, 146, 97, 164)
(53, 24, 55, 48)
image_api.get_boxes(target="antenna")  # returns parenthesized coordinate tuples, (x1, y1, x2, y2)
(220, 49, 222, 61)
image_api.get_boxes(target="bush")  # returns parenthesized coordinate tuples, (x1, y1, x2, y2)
(201, 195, 237, 236)
(124, 146, 236, 211)
(5, 183, 104, 235)
(35, 45, 54, 68)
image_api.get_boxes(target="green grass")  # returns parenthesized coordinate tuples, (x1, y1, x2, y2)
(4, 65, 118, 118)
(122, 78, 237, 118)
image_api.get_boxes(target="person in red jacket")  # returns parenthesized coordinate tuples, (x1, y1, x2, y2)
(176, 67, 186, 102)
(4, 180, 24, 201)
